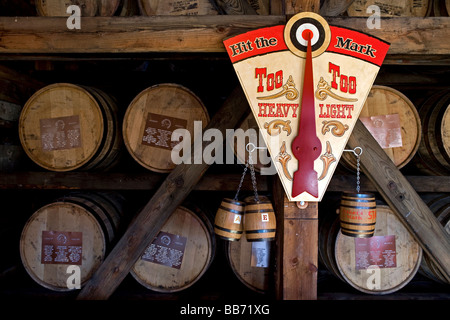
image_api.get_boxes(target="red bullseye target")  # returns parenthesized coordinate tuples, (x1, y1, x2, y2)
(284, 12, 331, 58)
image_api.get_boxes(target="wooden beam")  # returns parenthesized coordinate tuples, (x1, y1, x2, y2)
(273, 178, 318, 300)
(1, 172, 448, 192)
(0, 16, 286, 54)
(0, 16, 449, 64)
(76, 86, 250, 299)
(347, 119, 450, 283)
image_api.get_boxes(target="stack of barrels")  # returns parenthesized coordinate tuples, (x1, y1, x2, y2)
(319, 199, 423, 295)
(18, 82, 210, 173)
(16, 80, 217, 292)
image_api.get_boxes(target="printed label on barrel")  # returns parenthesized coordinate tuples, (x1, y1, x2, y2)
(41, 231, 82, 265)
(40, 115, 82, 151)
(233, 214, 242, 225)
(261, 213, 269, 222)
(355, 235, 397, 270)
(359, 114, 403, 149)
(141, 231, 187, 269)
(141, 113, 187, 150)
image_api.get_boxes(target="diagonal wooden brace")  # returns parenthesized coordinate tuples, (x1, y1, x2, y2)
(347, 119, 450, 283)
(77, 86, 250, 299)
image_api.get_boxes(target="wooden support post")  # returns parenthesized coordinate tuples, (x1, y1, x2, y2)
(273, 179, 318, 300)
(270, 0, 320, 301)
(77, 87, 250, 299)
(347, 119, 450, 283)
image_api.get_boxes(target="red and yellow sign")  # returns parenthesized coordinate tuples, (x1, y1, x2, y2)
(224, 12, 390, 202)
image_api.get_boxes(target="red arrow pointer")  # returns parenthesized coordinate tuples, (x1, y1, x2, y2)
(291, 31, 322, 198)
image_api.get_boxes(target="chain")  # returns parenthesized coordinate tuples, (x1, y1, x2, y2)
(356, 152, 361, 193)
(233, 159, 248, 201)
(248, 152, 260, 202)
(234, 144, 260, 202)
(343, 146, 363, 193)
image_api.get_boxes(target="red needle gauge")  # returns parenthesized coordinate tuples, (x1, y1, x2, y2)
(291, 30, 322, 198)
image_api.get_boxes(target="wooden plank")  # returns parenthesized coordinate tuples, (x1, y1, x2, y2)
(347, 119, 450, 283)
(0, 16, 286, 54)
(273, 178, 318, 300)
(0, 16, 449, 63)
(76, 86, 251, 299)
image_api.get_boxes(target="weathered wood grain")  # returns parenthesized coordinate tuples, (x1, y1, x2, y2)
(273, 179, 318, 300)
(0, 16, 449, 64)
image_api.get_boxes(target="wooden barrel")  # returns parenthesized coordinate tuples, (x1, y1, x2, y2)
(432, 0, 450, 16)
(0, 100, 22, 127)
(320, 0, 355, 16)
(339, 192, 377, 238)
(341, 86, 421, 170)
(123, 84, 209, 173)
(138, 0, 218, 15)
(413, 90, 450, 175)
(36, 0, 122, 16)
(131, 204, 216, 292)
(243, 196, 276, 242)
(231, 112, 272, 172)
(0, 100, 25, 171)
(214, 198, 245, 241)
(19, 192, 124, 291)
(225, 235, 270, 293)
(334, 205, 422, 295)
(19, 83, 122, 172)
(419, 194, 450, 284)
(347, 0, 431, 17)
(0, 139, 25, 172)
(116, 0, 141, 16)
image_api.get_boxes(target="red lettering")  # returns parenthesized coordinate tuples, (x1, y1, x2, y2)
(329, 62, 340, 90)
(255, 67, 267, 93)
(328, 62, 357, 95)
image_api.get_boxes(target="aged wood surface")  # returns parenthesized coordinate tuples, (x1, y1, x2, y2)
(0, 16, 449, 64)
(1, 172, 448, 192)
(347, 119, 450, 283)
(273, 179, 318, 300)
(76, 86, 250, 299)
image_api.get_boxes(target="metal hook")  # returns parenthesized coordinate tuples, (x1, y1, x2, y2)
(343, 146, 363, 157)
(246, 142, 267, 153)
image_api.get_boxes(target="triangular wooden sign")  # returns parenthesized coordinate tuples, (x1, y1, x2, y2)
(224, 12, 390, 202)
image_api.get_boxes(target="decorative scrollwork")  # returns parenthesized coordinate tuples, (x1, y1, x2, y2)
(318, 141, 336, 181)
(321, 120, 349, 137)
(263, 119, 292, 136)
(276, 141, 292, 181)
(315, 77, 358, 102)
